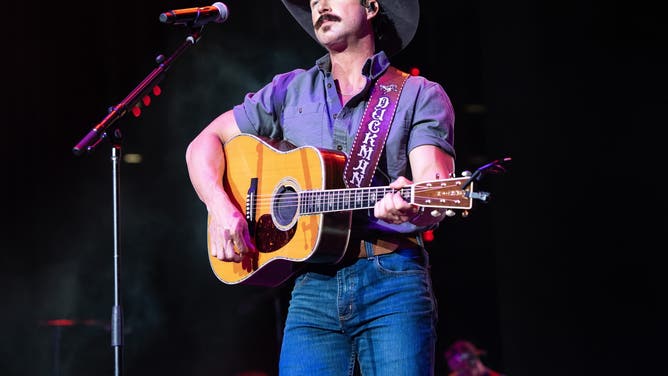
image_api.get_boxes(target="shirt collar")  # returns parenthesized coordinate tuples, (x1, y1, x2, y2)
(315, 51, 391, 79)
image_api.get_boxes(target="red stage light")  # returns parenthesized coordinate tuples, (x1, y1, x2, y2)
(46, 319, 75, 327)
(422, 229, 434, 242)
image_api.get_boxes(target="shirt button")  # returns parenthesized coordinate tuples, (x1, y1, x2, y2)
(327, 83, 332, 88)
(298, 107, 302, 113)
(337, 145, 343, 151)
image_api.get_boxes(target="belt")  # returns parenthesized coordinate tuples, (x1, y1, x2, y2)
(357, 235, 421, 258)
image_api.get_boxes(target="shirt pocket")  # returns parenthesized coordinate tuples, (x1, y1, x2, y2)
(283, 102, 323, 120)
(281, 102, 326, 145)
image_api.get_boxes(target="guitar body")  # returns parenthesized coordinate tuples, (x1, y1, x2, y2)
(209, 134, 352, 286)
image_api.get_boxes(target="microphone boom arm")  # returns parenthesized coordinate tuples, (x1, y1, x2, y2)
(72, 27, 205, 155)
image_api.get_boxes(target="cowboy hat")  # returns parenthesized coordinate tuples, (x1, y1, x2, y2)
(281, 0, 420, 56)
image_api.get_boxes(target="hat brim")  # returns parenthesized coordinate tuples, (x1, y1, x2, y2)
(281, 0, 419, 57)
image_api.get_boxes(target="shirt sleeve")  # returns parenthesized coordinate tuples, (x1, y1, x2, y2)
(406, 78, 456, 159)
(232, 69, 306, 140)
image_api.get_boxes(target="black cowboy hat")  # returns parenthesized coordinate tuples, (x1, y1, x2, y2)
(281, 0, 420, 56)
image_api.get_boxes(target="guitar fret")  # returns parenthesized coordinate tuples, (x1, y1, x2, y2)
(307, 191, 315, 214)
(311, 191, 316, 212)
(368, 189, 377, 207)
(300, 191, 307, 214)
(335, 190, 340, 211)
(308, 191, 314, 213)
(402, 187, 411, 201)
(330, 191, 334, 211)
(329, 190, 335, 212)
(327, 190, 333, 212)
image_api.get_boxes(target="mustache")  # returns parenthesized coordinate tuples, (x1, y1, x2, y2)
(314, 13, 340, 29)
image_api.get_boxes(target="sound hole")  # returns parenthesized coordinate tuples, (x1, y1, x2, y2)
(272, 185, 298, 228)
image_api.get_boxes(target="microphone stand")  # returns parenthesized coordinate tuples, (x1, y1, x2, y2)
(72, 26, 205, 376)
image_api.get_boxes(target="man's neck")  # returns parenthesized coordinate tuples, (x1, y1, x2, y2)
(329, 48, 373, 96)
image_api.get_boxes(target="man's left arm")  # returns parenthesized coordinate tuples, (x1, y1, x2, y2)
(373, 145, 454, 226)
(406, 144, 455, 226)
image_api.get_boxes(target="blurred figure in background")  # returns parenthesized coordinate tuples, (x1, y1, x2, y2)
(444, 340, 506, 376)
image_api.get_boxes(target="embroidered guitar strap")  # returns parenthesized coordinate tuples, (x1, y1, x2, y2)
(343, 66, 410, 188)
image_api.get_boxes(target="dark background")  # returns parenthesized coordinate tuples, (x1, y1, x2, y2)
(2, 1, 664, 375)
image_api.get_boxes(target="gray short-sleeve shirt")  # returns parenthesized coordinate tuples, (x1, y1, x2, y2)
(232, 52, 455, 235)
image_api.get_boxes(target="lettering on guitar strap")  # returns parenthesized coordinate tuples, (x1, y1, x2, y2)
(344, 68, 409, 188)
(349, 95, 391, 187)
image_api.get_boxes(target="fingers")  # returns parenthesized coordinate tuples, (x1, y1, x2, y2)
(377, 176, 416, 223)
(228, 229, 257, 259)
(388, 176, 412, 190)
(209, 208, 256, 262)
(210, 225, 255, 263)
(222, 229, 242, 262)
(374, 190, 417, 224)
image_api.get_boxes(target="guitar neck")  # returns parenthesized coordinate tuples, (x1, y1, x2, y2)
(299, 186, 407, 215)
(296, 176, 474, 215)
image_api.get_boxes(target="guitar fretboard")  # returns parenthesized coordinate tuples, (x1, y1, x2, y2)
(299, 186, 411, 214)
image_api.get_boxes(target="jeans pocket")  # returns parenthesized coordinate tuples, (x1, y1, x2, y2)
(374, 248, 428, 275)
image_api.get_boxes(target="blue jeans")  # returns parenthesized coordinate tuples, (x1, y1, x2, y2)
(279, 247, 438, 376)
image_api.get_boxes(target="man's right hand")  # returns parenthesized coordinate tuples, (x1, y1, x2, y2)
(207, 199, 257, 262)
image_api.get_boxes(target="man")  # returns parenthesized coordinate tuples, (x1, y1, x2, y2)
(185, 0, 456, 374)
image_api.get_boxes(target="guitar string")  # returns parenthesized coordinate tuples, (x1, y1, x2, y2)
(238, 186, 468, 210)
(244, 186, 462, 201)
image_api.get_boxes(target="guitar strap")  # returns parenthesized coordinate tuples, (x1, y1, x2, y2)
(343, 66, 410, 188)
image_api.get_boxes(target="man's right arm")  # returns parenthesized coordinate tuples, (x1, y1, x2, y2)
(185, 109, 255, 262)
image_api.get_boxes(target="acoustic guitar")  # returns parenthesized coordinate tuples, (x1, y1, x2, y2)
(209, 133, 480, 287)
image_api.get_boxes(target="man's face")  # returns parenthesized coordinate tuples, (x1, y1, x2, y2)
(309, 0, 372, 51)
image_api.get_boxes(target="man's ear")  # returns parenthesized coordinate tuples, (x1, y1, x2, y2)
(366, 1, 378, 13)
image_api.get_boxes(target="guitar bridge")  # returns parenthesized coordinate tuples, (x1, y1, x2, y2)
(246, 177, 258, 236)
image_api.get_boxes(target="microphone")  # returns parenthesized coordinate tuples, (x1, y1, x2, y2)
(159, 2, 228, 27)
